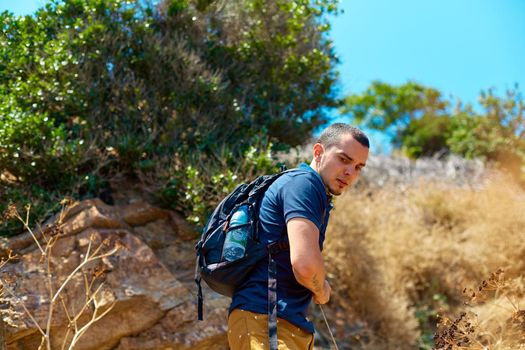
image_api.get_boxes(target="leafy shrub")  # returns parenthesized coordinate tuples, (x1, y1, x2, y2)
(400, 114, 452, 158)
(157, 141, 278, 228)
(0, 107, 83, 186)
(0, 0, 340, 235)
(342, 81, 525, 182)
(448, 88, 525, 179)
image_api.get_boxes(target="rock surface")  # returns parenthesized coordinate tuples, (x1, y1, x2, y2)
(0, 199, 229, 350)
(279, 147, 486, 188)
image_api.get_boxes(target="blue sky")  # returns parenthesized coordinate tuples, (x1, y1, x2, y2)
(328, 0, 525, 151)
(2, 0, 524, 153)
(331, 0, 525, 105)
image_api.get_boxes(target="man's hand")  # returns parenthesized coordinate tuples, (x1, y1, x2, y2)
(313, 280, 331, 304)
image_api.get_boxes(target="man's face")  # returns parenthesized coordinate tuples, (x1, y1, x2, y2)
(314, 134, 369, 196)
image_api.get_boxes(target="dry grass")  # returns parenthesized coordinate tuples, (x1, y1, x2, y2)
(434, 270, 525, 350)
(320, 172, 525, 349)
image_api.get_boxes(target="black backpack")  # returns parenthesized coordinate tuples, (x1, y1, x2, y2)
(195, 166, 303, 349)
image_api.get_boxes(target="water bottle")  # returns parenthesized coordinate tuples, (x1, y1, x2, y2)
(222, 205, 250, 262)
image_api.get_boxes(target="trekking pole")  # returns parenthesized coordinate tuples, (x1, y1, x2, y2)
(319, 304, 340, 350)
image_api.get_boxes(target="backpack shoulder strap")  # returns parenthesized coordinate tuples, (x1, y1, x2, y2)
(267, 234, 292, 350)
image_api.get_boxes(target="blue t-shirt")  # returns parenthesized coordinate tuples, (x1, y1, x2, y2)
(229, 163, 333, 333)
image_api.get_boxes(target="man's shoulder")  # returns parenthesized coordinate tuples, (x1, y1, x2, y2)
(274, 167, 324, 190)
(265, 168, 325, 204)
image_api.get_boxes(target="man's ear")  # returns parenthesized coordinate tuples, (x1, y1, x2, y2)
(312, 143, 324, 160)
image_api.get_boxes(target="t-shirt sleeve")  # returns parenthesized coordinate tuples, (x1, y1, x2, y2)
(281, 174, 325, 230)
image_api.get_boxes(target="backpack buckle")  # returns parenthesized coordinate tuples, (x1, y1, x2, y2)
(268, 240, 289, 255)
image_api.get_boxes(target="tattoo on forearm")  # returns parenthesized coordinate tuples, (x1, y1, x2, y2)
(311, 274, 322, 294)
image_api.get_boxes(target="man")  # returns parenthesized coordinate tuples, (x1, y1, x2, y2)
(228, 123, 370, 349)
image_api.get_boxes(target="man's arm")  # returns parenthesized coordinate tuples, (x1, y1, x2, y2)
(287, 217, 331, 304)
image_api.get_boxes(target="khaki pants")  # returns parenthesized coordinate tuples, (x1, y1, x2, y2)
(228, 309, 314, 350)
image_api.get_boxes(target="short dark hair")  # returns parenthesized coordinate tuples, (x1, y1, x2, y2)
(317, 123, 370, 149)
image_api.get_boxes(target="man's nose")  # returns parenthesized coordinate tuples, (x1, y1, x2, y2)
(344, 165, 355, 176)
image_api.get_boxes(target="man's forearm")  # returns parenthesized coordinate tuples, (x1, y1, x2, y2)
(292, 260, 326, 296)
(287, 217, 328, 297)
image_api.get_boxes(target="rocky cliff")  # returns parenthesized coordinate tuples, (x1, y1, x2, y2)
(0, 194, 229, 350)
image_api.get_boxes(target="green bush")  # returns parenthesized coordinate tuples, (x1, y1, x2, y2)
(400, 114, 452, 158)
(342, 81, 525, 182)
(157, 141, 279, 228)
(0, 107, 83, 186)
(0, 0, 339, 235)
(448, 89, 525, 178)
